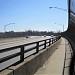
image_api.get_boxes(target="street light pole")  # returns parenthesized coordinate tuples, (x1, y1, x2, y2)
(4, 23, 15, 32)
(49, 7, 68, 12)
(54, 23, 64, 32)
(49, 6, 68, 32)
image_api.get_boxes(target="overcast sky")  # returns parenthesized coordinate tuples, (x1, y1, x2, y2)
(0, 0, 68, 32)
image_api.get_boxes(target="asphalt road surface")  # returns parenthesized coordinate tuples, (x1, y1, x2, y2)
(0, 36, 51, 49)
(0, 36, 52, 71)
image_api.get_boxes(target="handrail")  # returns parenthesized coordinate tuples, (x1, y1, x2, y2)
(0, 36, 61, 72)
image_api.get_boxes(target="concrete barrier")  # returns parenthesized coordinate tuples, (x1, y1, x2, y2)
(0, 38, 61, 75)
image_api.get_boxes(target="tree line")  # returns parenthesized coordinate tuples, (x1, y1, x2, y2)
(0, 30, 61, 38)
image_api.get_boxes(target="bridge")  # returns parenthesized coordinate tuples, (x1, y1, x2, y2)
(0, 0, 75, 75)
(0, 36, 72, 75)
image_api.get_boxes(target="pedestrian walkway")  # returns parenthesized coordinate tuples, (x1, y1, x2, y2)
(34, 38, 72, 75)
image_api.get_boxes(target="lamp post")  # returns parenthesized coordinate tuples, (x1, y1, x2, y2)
(49, 7, 68, 12)
(54, 23, 64, 32)
(4, 23, 15, 32)
(49, 7, 67, 32)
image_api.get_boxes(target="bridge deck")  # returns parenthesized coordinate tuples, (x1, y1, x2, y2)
(34, 38, 72, 75)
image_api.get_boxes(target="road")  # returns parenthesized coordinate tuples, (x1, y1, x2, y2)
(0, 36, 51, 49)
(0, 36, 52, 71)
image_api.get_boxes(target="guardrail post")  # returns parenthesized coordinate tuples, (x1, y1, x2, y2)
(54, 38, 55, 42)
(49, 39, 51, 46)
(20, 45, 24, 62)
(44, 40, 46, 49)
(51, 38, 53, 44)
(58, 36, 61, 39)
(56, 37, 58, 41)
(54, 38, 56, 43)
(36, 42, 39, 53)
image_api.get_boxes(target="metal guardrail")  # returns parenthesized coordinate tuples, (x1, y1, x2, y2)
(0, 36, 61, 72)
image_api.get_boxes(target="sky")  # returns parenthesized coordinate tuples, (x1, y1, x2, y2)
(0, 0, 68, 32)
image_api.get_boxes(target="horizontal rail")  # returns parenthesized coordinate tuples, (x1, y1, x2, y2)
(0, 52, 20, 63)
(0, 36, 61, 72)
(0, 38, 51, 53)
(39, 43, 44, 47)
(24, 46, 37, 53)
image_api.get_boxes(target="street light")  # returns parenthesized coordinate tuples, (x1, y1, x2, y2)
(54, 23, 64, 32)
(49, 7, 68, 12)
(4, 23, 15, 32)
(49, 7, 67, 32)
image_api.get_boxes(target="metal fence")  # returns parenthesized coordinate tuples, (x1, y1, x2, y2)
(0, 36, 61, 72)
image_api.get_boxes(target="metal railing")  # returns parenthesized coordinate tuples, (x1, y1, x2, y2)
(0, 36, 61, 72)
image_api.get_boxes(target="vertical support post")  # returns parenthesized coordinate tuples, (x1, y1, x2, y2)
(44, 40, 46, 49)
(20, 45, 24, 62)
(59, 36, 61, 39)
(36, 42, 39, 53)
(56, 37, 58, 41)
(49, 39, 51, 46)
(53, 38, 55, 43)
(54, 38, 56, 43)
(52, 38, 53, 44)
(55, 38, 56, 42)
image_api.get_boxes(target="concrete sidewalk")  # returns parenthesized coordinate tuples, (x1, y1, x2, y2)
(34, 38, 66, 75)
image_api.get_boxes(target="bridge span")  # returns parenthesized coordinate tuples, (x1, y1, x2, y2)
(0, 0, 75, 74)
(0, 36, 72, 75)
(34, 38, 72, 75)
